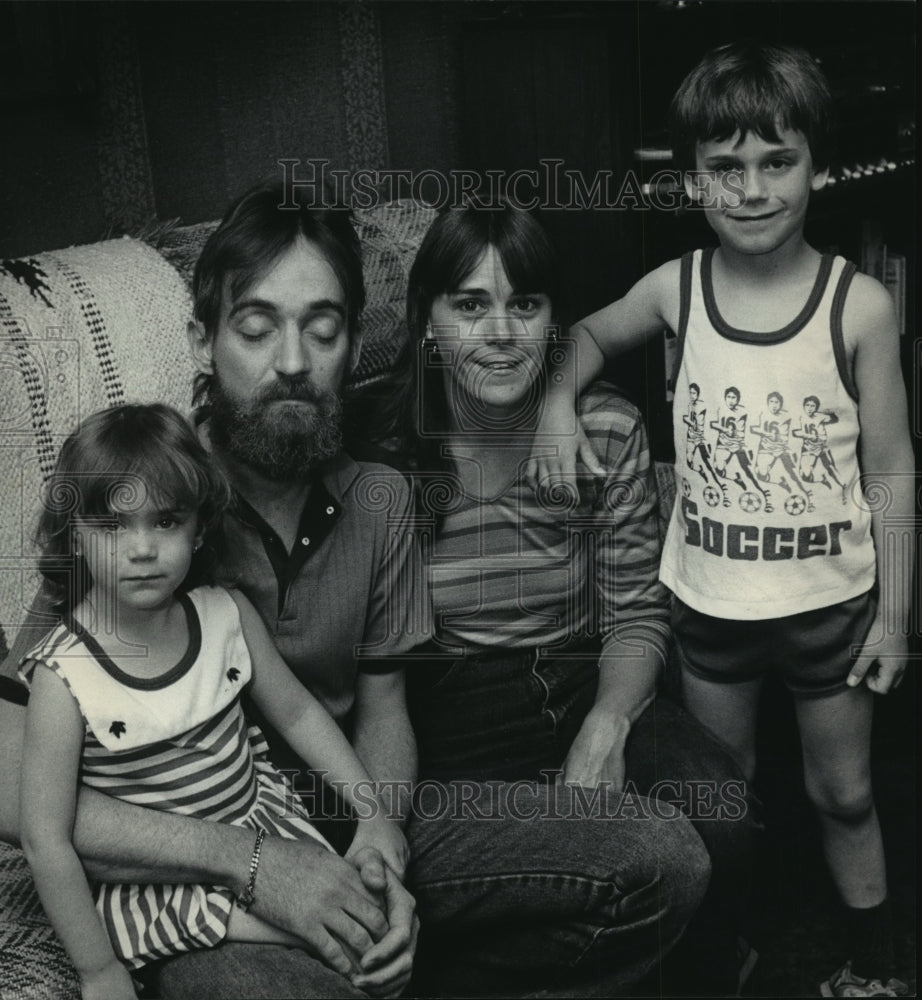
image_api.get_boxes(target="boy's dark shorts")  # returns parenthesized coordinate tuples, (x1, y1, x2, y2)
(673, 589, 878, 700)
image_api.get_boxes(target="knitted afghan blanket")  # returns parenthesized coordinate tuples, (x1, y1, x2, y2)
(0, 841, 79, 999)
(0, 237, 193, 664)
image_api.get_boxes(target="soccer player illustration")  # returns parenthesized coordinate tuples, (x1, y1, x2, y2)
(750, 391, 814, 512)
(709, 386, 772, 512)
(683, 383, 723, 494)
(793, 395, 848, 503)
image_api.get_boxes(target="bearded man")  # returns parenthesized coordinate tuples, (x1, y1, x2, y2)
(1, 180, 707, 1000)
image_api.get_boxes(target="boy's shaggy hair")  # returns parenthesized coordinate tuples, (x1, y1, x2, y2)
(670, 41, 834, 172)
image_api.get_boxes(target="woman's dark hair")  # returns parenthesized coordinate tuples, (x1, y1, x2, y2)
(37, 403, 231, 614)
(403, 202, 565, 482)
(191, 176, 365, 412)
(670, 41, 834, 173)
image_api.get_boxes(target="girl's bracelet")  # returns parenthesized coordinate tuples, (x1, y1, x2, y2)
(236, 828, 266, 912)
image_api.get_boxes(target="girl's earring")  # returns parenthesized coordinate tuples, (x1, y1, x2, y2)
(193, 539, 203, 553)
(425, 323, 438, 355)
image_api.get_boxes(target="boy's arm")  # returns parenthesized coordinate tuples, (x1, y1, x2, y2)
(20, 666, 136, 999)
(574, 258, 683, 367)
(529, 261, 682, 486)
(845, 273, 915, 693)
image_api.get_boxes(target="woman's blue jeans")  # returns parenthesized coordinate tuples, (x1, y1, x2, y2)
(406, 645, 760, 995)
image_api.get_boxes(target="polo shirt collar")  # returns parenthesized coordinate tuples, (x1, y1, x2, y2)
(319, 450, 362, 504)
(232, 479, 341, 617)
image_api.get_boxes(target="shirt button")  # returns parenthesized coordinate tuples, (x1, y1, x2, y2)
(326, 506, 334, 515)
(301, 537, 310, 546)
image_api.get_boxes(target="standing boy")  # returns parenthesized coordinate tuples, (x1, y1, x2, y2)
(533, 41, 913, 998)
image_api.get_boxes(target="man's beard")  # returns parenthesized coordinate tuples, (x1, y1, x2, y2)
(207, 371, 343, 481)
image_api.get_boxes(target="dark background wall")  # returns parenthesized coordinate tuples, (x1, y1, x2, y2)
(0, 1, 915, 435)
(0, 1, 465, 256)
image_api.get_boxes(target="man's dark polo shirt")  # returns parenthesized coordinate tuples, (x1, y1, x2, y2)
(215, 450, 427, 725)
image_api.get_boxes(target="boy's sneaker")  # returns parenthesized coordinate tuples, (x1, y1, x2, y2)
(819, 962, 908, 997)
(736, 936, 758, 993)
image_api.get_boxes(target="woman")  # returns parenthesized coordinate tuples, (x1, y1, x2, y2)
(403, 203, 758, 995)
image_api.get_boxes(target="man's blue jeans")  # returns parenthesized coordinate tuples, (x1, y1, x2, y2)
(156, 776, 709, 999)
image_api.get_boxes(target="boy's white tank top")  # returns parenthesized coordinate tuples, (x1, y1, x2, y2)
(660, 248, 876, 620)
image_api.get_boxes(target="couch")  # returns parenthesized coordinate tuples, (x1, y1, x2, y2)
(0, 200, 678, 999)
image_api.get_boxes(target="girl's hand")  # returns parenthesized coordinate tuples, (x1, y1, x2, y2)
(347, 816, 409, 882)
(80, 959, 137, 1000)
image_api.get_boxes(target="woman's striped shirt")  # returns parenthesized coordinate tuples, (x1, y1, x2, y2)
(430, 383, 671, 661)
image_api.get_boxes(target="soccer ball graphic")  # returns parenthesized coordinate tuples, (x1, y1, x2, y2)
(739, 492, 762, 514)
(785, 494, 807, 516)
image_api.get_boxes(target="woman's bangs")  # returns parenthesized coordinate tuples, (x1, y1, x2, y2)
(497, 236, 557, 299)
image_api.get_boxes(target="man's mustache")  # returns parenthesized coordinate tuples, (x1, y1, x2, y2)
(256, 375, 329, 406)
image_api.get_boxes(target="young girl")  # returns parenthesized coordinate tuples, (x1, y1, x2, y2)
(18, 403, 407, 1000)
